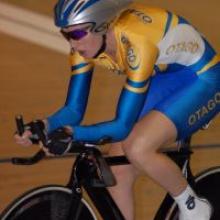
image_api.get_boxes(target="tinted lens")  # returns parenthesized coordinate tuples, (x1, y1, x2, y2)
(60, 29, 88, 41)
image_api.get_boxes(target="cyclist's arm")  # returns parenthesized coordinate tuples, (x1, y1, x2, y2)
(47, 52, 94, 133)
(73, 39, 158, 142)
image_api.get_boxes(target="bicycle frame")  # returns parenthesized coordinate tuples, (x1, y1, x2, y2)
(53, 138, 195, 220)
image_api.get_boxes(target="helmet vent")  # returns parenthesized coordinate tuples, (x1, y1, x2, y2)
(74, 1, 85, 13)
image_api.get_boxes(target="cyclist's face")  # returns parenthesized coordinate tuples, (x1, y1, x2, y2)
(62, 24, 103, 58)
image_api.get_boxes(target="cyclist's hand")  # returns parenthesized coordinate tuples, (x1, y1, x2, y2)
(14, 120, 46, 146)
(14, 130, 33, 146)
(43, 127, 73, 156)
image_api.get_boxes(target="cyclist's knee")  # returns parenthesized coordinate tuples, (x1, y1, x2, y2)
(108, 142, 139, 178)
(108, 142, 140, 182)
(122, 134, 159, 164)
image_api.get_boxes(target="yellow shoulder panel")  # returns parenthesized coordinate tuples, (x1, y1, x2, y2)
(117, 3, 169, 45)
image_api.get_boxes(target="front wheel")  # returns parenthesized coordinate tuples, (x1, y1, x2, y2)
(0, 185, 98, 220)
(168, 166, 220, 220)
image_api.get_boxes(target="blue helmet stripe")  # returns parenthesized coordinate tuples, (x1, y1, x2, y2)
(54, 0, 66, 25)
(63, 0, 80, 23)
(76, 0, 101, 16)
(55, 0, 70, 26)
(57, 0, 67, 17)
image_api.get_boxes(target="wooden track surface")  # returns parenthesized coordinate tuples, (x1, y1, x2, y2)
(0, 0, 220, 219)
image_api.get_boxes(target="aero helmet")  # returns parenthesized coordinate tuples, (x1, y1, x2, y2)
(54, 0, 132, 34)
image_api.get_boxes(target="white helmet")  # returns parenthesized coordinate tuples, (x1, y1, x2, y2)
(54, 0, 132, 34)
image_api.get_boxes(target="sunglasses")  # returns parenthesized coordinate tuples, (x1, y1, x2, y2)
(60, 28, 89, 41)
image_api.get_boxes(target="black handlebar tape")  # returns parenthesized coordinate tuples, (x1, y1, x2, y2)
(33, 121, 47, 146)
(12, 150, 46, 165)
(15, 115, 25, 135)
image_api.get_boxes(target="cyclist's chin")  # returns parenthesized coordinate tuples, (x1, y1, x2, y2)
(79, 51, 93, 59)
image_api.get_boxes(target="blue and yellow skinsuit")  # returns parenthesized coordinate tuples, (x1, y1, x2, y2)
(48, 3, 220, 142)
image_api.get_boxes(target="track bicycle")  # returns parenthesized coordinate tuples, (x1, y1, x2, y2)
(1, 117, 220, 220)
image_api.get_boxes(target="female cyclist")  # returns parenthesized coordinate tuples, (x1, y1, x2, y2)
(15, 0, 220, 219)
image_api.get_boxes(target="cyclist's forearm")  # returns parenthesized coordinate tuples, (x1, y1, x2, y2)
(73, 88, 147, 142)
(47, 106, 84, 133)
(73, 120, 131, 142)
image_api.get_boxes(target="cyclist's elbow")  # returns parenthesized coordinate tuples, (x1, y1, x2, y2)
(113, 122, 133, 142)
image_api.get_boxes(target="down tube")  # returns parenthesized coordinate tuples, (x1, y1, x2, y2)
(84, 185, 125, 220)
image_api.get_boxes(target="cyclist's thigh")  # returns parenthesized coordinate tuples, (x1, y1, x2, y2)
(138, 68, 199, 119)
(154, 67, 220, 140)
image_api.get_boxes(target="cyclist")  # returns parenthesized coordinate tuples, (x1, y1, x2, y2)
(15, 0, 220, 219)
